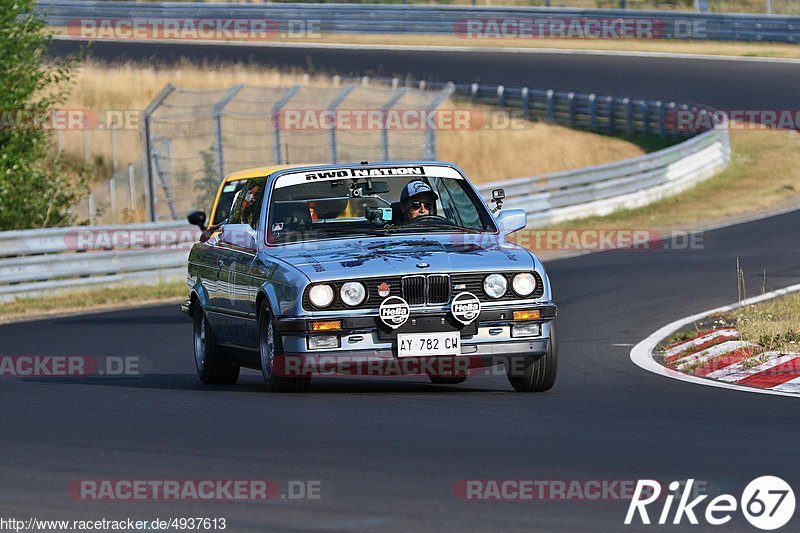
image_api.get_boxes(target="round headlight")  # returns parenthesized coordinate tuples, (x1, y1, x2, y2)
(512, 273, 537, 296)
(483, 273, 508, 299)
(340, 282, 367, 307)
(308, 284, 335, 308)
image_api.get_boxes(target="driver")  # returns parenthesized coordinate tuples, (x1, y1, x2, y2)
(400, 180, 438, 222)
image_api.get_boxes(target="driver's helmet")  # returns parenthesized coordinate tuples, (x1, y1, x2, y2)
(400, 180, 439, 215)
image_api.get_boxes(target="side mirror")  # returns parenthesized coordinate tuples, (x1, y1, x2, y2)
(495, 209, 527, 235)
(221, 224, 257, 250)
(187, 210, 207, 230)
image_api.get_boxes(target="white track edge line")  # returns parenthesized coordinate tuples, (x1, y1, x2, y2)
(630, 283, 800, 398)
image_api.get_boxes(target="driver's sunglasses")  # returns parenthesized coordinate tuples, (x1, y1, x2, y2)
(408, 201, 433, 211)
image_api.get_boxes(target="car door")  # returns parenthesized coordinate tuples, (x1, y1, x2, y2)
(217, 177, 268, 347)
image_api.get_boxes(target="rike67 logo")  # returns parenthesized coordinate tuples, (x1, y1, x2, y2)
(625, 477, 795, 530)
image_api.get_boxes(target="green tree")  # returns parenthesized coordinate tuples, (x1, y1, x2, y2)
(0, 0, 89, 230)
(194, 147, 220, 213)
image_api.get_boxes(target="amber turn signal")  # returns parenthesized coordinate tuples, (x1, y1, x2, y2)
(310, 320, 341, 331)
(513, 310, 541, 320)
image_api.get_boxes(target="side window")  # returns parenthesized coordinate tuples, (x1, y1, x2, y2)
(432, 177, 483, 230)
(227, 178, 267, 230)
(211, 179, 248, 226)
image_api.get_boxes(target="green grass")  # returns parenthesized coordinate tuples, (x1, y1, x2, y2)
(723, 291, 800, 354)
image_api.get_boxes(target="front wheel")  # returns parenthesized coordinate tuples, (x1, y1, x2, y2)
(506, 324, 558, 393)
(259, 302, 311, 393)
(193, 302, 240, 385)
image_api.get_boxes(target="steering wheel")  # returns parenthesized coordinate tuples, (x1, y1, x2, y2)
(405, 214, 457, 226)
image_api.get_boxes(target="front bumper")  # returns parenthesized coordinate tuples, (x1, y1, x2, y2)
(275, 304, 556, 367)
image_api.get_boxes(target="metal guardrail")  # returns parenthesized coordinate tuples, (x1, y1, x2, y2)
(0, 222, 197, 301)
(38, 1, 800, 43)
(478, 127, 730, 226)
(450, 81, 704, 139)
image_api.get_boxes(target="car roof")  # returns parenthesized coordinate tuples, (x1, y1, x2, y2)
(222, 164, 306, 182)
(223, 161, 460, 182)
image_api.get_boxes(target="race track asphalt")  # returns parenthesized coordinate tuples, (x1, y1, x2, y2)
(2, 40, 795, 531)
(49, 39, 800, 108)
(2, 209, 800, 531)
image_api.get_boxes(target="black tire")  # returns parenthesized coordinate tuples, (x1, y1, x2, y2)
(506, 323, 558, 393)
(259, 301, 311, 393)
(193, 302, 240, 385)
(428, 375, 467, 385)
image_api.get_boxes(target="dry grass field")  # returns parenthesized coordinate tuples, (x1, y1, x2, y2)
(58, 60, 646, 221)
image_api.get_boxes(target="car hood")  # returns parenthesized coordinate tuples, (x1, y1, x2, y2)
(265, 234, 535, 281)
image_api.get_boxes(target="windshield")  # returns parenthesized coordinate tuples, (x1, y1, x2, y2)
(267, 166, 496, 244)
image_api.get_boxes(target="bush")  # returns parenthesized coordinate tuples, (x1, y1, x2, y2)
(0, 0, 89, 230)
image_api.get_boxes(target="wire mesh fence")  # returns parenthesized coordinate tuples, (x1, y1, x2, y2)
(143, 81, 453, 220)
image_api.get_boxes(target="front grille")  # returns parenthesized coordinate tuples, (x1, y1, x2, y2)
(302, 272, 543, 311)
(427, 274, 451, 304)
(401, 276, 425, 305)
(400, 274, 450, 305)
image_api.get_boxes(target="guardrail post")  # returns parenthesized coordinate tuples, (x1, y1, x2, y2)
(88, 193, 95, 225)
(391, 77, 399, 89)
(419, 80, 426, 91)
(607, 96, 616, 135)
(361, 76, 369, 87)
(140, 83, 175, 222)
(624, 98, 633, 133)
(111, 125, 118, 173)
(327, 85, 356, 164)
(271, 85, 301, 164)
(568, 92, 576, 128)
(657, 101, 667, 138)
(109, 176, 116, 221)
(589, 93, 597, 130)
(660, 102, 675, 137)
(128, 164, 136, 211)
(521, 87, 530, 120)
(212, 84, 244, 180)
(642, 102, 651, 136)
(497, 85, 505, 111)
(471, 83, 479, 104)
(546, 90, 555, 124)
(381, 88, 408, 161)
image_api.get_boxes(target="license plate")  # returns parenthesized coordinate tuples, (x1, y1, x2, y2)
(397, 332, 461, 357)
